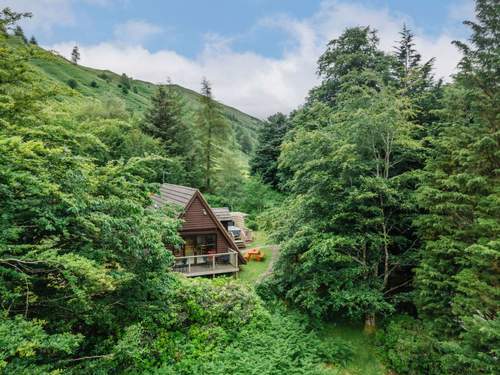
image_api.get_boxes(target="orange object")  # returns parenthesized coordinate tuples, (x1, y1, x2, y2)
(245, 248, 265, 262)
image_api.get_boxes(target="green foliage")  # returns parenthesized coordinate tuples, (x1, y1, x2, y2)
(90, 80, 98, 88)
(250, 113, 289, 189)
(152, 298, 353, 375)
(265, 74, 420, 322)
(310, 26, 394, 105)
(71, 45, 80, 65)
(67, 78, 78, 89)
(380, 2, 500, 373)
(376, 316, 443, 375)
(142, 85, 198, 178)
(13, 25, 27, 43)
(197, 78, 234, 192)
(0, 32, 183, 373)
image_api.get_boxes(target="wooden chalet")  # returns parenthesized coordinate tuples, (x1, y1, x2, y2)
(151, 183, 245, 277)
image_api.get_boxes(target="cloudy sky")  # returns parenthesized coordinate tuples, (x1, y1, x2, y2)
(3, 0, 474, 118)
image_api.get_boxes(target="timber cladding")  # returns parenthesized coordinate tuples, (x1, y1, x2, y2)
(150, 183, 246, 263)
(181, 196, 217, 231)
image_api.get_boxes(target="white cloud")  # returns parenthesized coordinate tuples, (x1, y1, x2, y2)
(0, 0, 75, 34)
(45, 0, 466, 118)
(113, 20, 163, 44)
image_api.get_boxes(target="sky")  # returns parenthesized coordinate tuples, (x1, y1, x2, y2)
(3, 0, 475, 118)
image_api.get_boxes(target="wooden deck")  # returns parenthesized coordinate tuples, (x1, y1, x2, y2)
(173, 249, 239, 277)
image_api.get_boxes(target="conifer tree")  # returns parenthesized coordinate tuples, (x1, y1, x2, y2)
(310, 26, 394, 105)
(415, 0, 499, 371)
(29, 35, 37, 45)
(393, 24, 443, 138)
(13, 25, 27, 43)
(250, 112, 289, 189)
(394, 24, 421, 78)
(142, 84, 194, 160)
(71, 45, 80, 64)
(197, 78, 231, 192)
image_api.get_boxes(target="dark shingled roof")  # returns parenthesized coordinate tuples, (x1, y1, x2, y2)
(212, 207, 233, 222)
(151, 183, 197, 210)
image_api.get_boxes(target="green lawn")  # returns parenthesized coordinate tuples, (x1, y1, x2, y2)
(238, 246, 272, 285)
(246, 230, 269, 248)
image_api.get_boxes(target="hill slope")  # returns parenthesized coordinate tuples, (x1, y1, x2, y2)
(20, 39, 262, 153)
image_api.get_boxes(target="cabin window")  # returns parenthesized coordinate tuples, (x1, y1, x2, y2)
(196, 234, 216, 252)
(183, 234, 217, 255)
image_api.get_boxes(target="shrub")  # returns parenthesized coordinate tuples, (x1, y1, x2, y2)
(90, 80, 98, 88)
(376, 315, 443, 375)
(67, 78, 78, 89)
(98, 72, 109, 81)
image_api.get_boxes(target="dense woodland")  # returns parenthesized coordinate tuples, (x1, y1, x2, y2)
(0, 1, 498, 374)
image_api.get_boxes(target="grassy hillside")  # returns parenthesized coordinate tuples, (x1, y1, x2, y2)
(14, 37, 262, 152)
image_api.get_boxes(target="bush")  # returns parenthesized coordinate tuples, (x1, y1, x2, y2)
(153, 300, 353, 375)
(376, 315, 443, 375)
(90, 80, 98, 88)
(98, 72, 110, 82)
(67, 78, 78, 89)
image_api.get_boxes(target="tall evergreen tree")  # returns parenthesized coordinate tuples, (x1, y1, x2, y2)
(415, 0, 499, 372)
(13, 25, 27, 43)
(249, 113, 289, 189)
(197, 78, 231, 192)
(71, 45, 80, 64)
(309, 26, 394, 105)
(394, 24, 421, 78)
(393, 25, 442, 131)
(142, 84, 196, 171)
(29, 35, 37, 45)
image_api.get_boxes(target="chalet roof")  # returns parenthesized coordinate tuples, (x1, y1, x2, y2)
(151, 183, 197, 210)
(212, 207, 233, 222)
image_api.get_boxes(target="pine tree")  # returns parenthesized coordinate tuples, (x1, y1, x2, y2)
(197, 78, 231, 192)
(29, 35, 37, 45)
(415, 0, 499, 371)
(310, 26, 394, 105)
(249, 113, 289, 189)
(13, 25, 27, 43)
(142, 84, 193, 158)
(393, 24, 442, 132)
(71, 45, 80, 64)
(394, 24, 421, 78)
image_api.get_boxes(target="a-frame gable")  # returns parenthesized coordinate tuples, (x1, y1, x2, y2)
(182, 191, 246, 264)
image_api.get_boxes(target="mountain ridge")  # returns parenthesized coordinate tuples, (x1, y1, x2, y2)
(16, 37, 263, 153)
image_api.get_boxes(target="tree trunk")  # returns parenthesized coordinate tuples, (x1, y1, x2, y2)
(364, 313, 376, 334)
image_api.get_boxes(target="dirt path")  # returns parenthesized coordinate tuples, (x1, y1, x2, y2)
(257, 244, 279, 282)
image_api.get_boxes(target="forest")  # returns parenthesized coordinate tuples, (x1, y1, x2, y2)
(0, 0, 498, 374)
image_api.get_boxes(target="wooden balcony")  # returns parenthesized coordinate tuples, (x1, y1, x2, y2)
(172, 248, 239, 277)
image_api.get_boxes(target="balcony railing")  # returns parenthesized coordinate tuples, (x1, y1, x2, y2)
(172, 248, 239, 277)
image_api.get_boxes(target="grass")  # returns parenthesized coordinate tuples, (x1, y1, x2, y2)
(238, 246, 273, 285)
(317, 322, 386, 375)
(246, 230, 269, 248)
(8, 36, 262, 151)
(238, 231, 273, 284)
